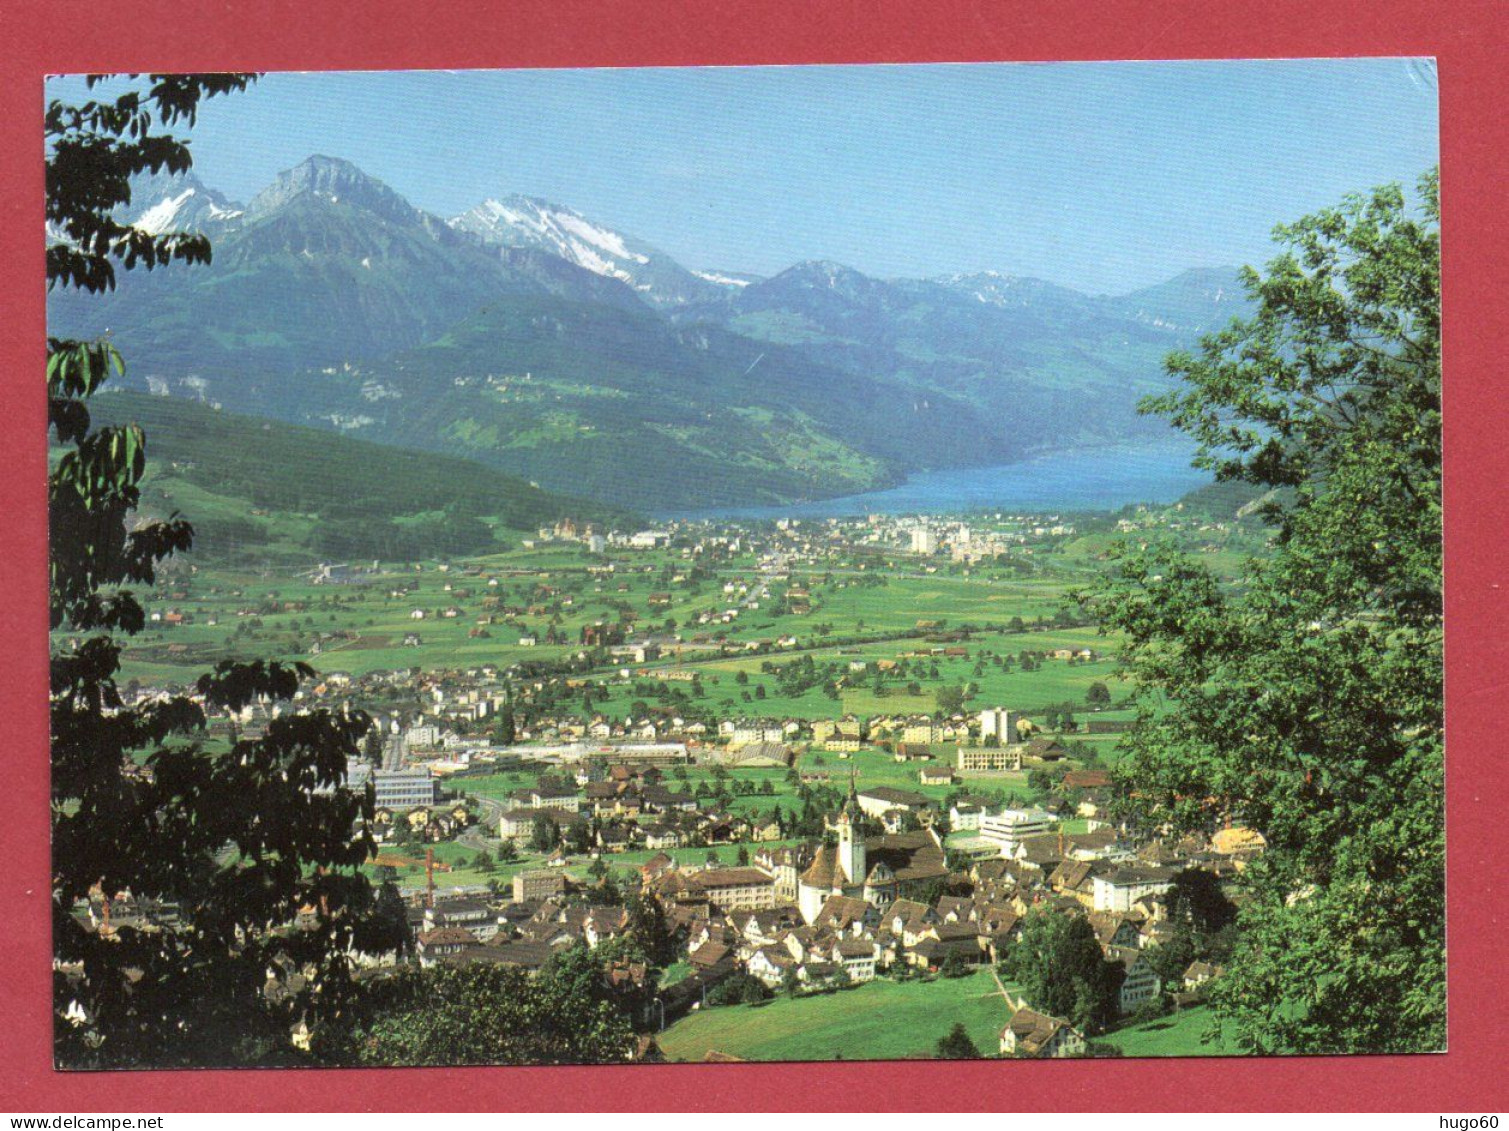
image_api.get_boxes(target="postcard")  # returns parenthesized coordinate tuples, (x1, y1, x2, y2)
(43, 59, 1441, 1073)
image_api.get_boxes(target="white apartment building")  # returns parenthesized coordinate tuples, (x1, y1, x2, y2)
(979, 707, 1021, 745)
(978, 808, 1056, 857)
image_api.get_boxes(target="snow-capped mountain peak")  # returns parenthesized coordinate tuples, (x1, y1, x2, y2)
(117, 168, 245, 238)
(134, 187, 245, 235)
(453, 195, 649, 280)
(449, 194, 723, 307)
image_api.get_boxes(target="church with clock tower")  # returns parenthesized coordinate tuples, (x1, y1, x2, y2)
(796, 781, 946, 923)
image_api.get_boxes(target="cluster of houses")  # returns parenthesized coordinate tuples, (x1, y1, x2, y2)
(405, 778, 1257, 1058)
(496, 764, 787, 855)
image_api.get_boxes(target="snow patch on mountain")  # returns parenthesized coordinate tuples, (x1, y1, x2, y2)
(932, 271, 1065, 308)
(694, 270, 753, 288)
(449, 193, 722, 306)
(454, 196, 651, 271)
(135, 190, 197, 235)
(553, 211, 648, 263)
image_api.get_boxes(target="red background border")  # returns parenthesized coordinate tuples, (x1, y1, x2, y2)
(2, 0, 1503, 1112)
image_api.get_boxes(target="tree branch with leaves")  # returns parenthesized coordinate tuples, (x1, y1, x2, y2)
(49, 73, 397, 1069)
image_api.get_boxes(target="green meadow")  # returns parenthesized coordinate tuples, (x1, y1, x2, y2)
(657, 968, 1015, 1062)
(1100, 1005, 1228, 1058)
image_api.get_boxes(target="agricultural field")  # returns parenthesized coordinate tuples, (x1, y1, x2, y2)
(657, 968, 1015, 1062)
(103, 542, 1112, 690)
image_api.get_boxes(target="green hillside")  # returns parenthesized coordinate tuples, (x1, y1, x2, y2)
(86, 391, 637, 564)
(278, 293, 991, 510)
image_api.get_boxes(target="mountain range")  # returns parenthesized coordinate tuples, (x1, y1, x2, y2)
(47, 155, 1249, 510)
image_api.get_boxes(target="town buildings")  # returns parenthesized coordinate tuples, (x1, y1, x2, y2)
(796, 786, 950, 921)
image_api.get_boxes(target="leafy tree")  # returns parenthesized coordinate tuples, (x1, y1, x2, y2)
(1085, 681, 1112, 709)
(939, 949, 970, 979)
(493, 704, 516, 746)
(369, 878, 414, 959)
(1166, 868, 1239, 939)
(337, 959, 634, 1065)
(1001, 910, 1123, 1035)
(530, 814, 560, 853)
(625, 892, 677, 967)
(1081, 171, 1442, 1054)
(49, 74, 390, 1069)
(564, 820, 593, 855)
(1146, 870, 1239, 987)
(589, 872, 624, 907)
(543, 936, 653, 1023)
(781, 965, 802, 998)
(706, 972, 771, 1006)
(935, 684, 967, 715)
(935, 1021, 981, 1059)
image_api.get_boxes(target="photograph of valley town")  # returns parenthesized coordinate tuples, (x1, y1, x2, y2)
(46, 60, 1442, 1069)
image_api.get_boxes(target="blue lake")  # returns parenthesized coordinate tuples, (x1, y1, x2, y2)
(663, 441, 1210, 521)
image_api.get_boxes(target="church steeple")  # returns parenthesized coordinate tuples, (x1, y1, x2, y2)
(840, 769, 861, 823)
(837, 769, 866, 886)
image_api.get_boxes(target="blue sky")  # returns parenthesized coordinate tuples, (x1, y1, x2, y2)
(52, 59, 1438, 294)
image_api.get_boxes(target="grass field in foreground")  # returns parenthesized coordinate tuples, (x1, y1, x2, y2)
(1101, 1005, 1228, 1057)
(657, 968, 1013, 1062)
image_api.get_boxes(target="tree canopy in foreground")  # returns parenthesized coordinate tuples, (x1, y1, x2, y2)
(49, 74, 401, 1068)
(1083, 169, 1442, 1054)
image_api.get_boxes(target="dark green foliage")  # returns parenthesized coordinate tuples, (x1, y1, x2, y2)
(1001, 910, 1124, 1035)
(939, 950, 970, 979)
(781, 966, 802, 998)
(541, 938, 656, 1027)
(493, 704, 517, 746)
(369, 879, 414, 959)
(935, 1021, 981, 1059)
(706, 973, 772, 1007)
(46, 74, 253, 294)
(49, 75, 392, 1068)
(625, 892, 677, 967)
(1082, 171, 1442, 1054)
(1146, 868, 1240, 987)
(333, 960, 635, 1066)
(935, 684, 967, 715)
(530, 814, 560, 853)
